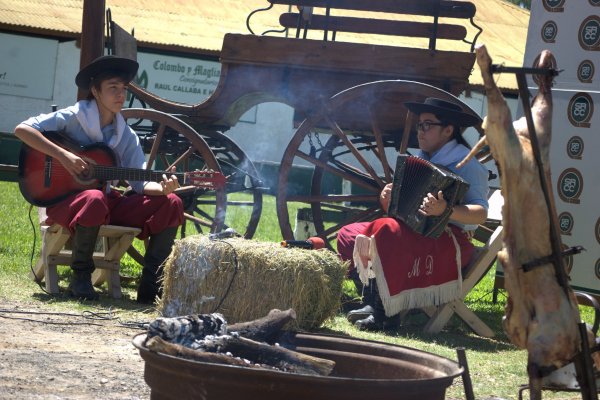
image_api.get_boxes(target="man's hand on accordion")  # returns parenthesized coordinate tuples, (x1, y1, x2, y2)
(419, 190, 448, 217)
(380, 183, 393, 213)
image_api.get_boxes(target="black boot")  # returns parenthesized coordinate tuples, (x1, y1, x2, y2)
(347, 304, 375, 323)
(354, 280, 399, 331)
(346, 276, 378, 323)
(67, 225, 100, 301)
(354, 307, 399, 332)
(137, 226, 178, 304)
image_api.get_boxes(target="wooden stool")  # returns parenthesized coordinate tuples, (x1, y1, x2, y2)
(421, 189, 504, 337)
(31, 221, 141, 299)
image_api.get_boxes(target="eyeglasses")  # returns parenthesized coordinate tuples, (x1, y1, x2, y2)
(415, 121, 445, 132)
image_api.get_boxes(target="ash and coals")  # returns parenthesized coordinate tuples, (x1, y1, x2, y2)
(147, 313, 227, 348)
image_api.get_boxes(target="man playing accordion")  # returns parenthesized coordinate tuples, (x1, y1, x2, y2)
(337, 97, 489, 331)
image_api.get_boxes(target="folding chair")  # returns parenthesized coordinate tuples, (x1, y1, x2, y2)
(30, 207, 141, 299)
(421, 189, 504, 337)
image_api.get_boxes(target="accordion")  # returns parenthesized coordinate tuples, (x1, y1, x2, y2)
(388, 154, 470, 238)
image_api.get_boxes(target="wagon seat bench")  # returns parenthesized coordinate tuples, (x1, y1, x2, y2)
(259, 0, 481, 51)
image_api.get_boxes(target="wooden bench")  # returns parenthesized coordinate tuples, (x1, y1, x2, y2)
(252, 0, 481, 52)
(421, 189, 504, 337)
(31, 208, 141, 299)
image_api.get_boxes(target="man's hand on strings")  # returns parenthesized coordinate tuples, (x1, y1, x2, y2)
(160, 166, 180, 195)
(60, 151, 90, 178)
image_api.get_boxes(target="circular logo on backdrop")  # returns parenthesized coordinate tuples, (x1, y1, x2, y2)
(542, 21, 558, 43)
(596, 218, 600, 245)
(558, 212, 574, 235)
(567, 92, 594, 128)
(579, 16, 600, 50)
(557, 168, 584, 204)
(566, 136, 584, 159)
(543, 0, 565, 11)
(577, 60, 595, 83)
(532, 52, 558, 87)
(590, 0, 600, 6)
(595, 259, 600, 280)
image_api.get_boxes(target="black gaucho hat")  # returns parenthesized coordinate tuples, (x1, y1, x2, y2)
(404, 97, 482, 128)
(75, 55, 139, 89)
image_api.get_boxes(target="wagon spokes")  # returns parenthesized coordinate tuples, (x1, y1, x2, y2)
(121, 108, 227, 265)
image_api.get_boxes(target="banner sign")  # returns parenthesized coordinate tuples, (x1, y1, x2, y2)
(0, 33, 58, 99)
(131, 52, 256, 123)
(135, 52, 221, 105)
(520, 1, 600, 295)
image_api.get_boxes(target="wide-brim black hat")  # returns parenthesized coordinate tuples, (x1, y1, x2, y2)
(404, 97, 482, 128)
(75, 55, 139, 89)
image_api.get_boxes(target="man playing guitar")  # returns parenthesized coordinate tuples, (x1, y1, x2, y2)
(14, 55, 183, 303)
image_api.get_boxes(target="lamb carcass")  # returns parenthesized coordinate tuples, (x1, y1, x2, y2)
(473, 44, 582, 379)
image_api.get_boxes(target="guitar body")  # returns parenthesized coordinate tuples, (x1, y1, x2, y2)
(18, 131, 226, 207)
(18, 136, 117, 207)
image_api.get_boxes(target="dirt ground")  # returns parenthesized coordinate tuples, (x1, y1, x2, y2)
(0, 299, 151, 400)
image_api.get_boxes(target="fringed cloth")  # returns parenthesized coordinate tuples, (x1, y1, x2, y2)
(354, 218, 474, 317)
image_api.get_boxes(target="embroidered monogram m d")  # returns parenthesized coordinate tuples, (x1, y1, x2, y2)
(407, 255, 435, 278)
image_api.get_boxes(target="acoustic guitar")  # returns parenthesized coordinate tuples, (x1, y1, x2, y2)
(18, 131, 226, 207)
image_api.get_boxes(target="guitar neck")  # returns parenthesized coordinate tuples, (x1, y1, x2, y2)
(91, 165, 186, 184)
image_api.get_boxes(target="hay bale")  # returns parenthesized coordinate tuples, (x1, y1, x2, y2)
(159, 235, 348, 330)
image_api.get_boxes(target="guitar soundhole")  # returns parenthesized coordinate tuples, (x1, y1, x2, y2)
(74, 164, 97, 186)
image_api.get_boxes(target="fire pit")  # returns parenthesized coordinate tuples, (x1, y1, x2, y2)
(133, 332, 463, 400)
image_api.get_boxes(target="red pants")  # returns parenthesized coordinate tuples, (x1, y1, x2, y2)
(45, 189, 184, 240)
(337, 221, 369, 271)
(337, 219, 474, 274)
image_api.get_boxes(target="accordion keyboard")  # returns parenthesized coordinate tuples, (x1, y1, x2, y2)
(388, 155, 469, 238)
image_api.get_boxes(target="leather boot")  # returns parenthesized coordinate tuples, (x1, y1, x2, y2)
(354, 280, 399, 331)
(137, 226, 178, 304)
(346, 276, 378, 323)
(67, 224, 100, 301)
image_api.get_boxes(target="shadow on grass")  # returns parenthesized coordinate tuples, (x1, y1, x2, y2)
(28, 268, 158, 316)
(321, 291, 515, 353)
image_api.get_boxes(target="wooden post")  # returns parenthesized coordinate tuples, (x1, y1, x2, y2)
(78, 0, 106, 101)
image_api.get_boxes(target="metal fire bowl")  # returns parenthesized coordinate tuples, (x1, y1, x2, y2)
(133, 332, 463, 400)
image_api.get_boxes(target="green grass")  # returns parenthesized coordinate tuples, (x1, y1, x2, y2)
(0, 180, 591, 399)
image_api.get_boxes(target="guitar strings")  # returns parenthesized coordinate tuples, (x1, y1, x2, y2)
(42, 159, 221, 189)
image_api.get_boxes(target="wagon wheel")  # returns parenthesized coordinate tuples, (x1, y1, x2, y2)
(276, 80, 477, 249)
(197, 130, 263, 239)
(121, 108, 226, 264)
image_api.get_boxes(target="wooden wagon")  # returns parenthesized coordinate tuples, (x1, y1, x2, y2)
(109, 0, 486, 248)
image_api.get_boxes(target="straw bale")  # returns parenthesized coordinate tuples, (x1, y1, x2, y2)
(159, 235, 348, 330)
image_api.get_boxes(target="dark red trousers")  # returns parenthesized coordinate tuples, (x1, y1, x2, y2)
(45, 189, 184, 240)
(337, 219, 474, 275)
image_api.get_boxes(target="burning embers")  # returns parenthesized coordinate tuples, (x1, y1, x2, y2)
(143, 309, 335, 376)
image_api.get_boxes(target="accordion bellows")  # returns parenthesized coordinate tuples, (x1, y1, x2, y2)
(388, 155, 469, 238)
